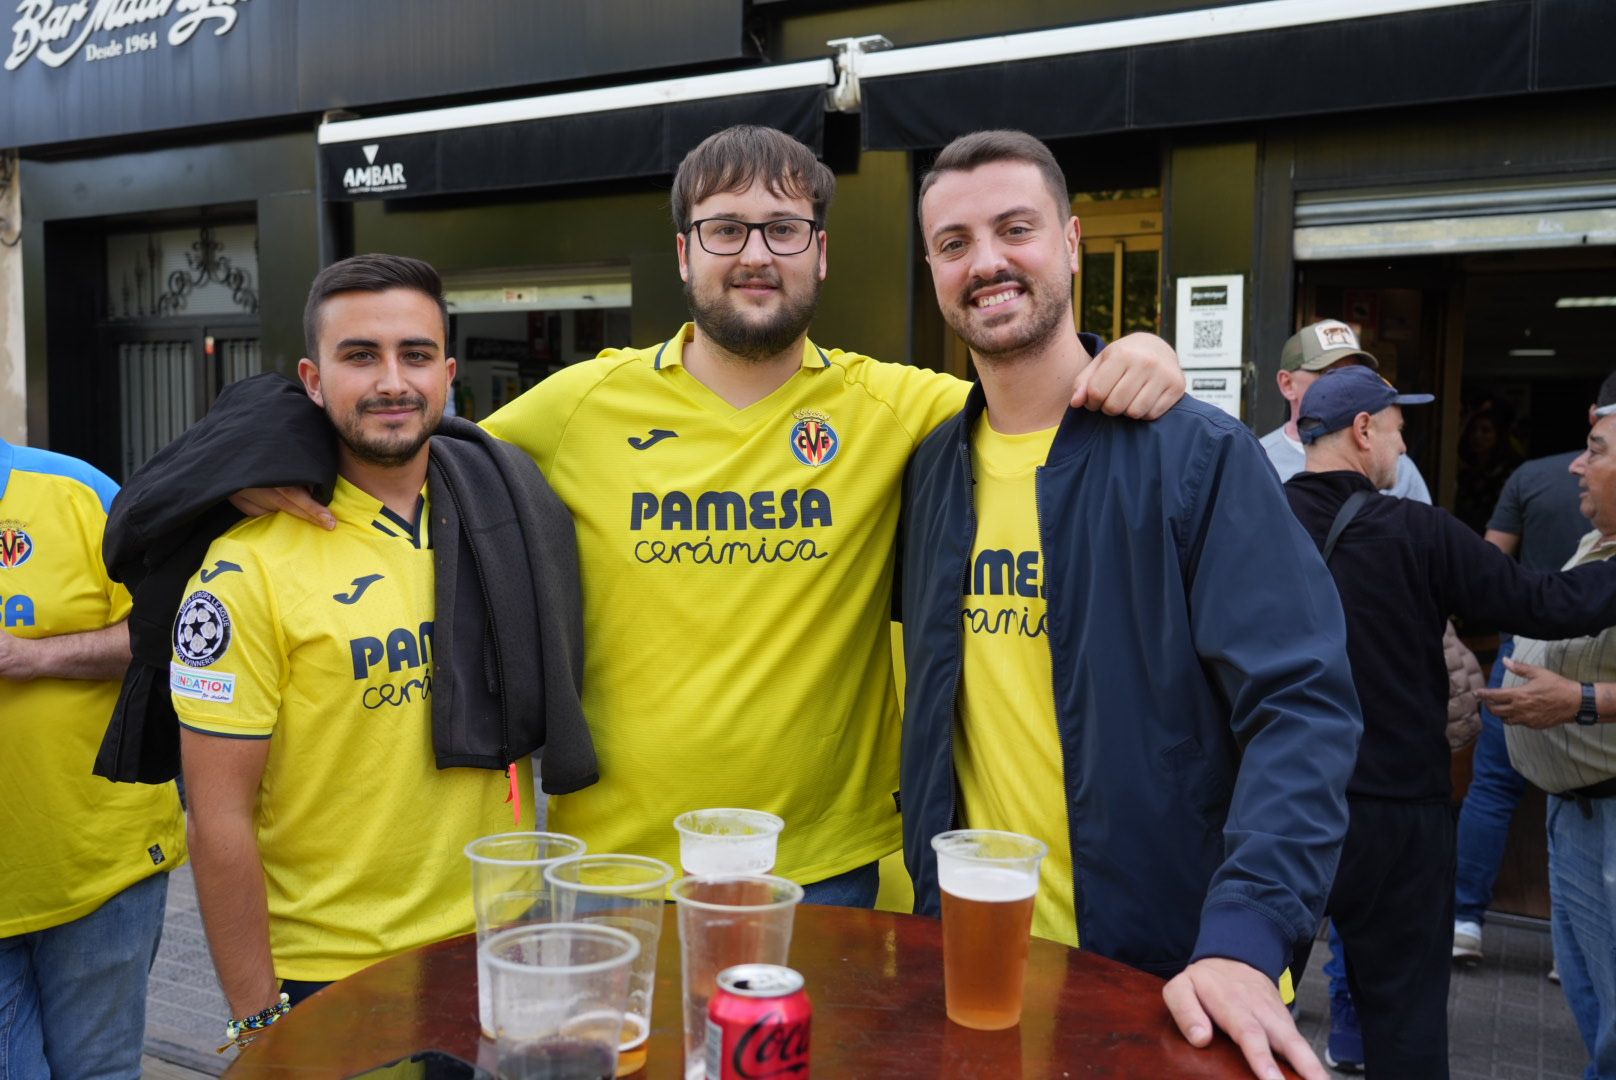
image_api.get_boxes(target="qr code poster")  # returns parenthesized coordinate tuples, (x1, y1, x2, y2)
(1174, 274, 1244, 369)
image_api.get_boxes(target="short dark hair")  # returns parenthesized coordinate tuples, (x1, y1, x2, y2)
(1598, 371, 1616, 408)
(303, 254, 449, 359)
(670, 125, 836, 232)
(917, 130, 1070, 229)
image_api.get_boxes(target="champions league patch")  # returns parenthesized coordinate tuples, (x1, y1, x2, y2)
(0, 524, 33, 568)
(790, 410, 839, 467)
(174, 590, 233, 667)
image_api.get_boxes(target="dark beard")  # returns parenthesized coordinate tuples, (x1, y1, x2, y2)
(328, 395, 441, 467)
(945, 270, 1071, 363)
(685, 274, 821, 362)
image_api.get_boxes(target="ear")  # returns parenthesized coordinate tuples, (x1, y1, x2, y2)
(1353, 411, 1374, 450)
(297, 357, 324, 407)
(444, 355, 457, 387)
(816, 228, 828, 283)
(1065, 215, 1081, 275)
(676, 231, 690, 284)
(1276, 370, 1294, 398)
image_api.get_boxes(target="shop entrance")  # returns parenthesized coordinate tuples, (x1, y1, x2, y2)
(1295, 246, 1616, 920)
(442, 270, 631, 423)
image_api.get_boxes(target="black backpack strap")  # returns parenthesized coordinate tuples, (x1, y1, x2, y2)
(1321, 489, 1373, 563)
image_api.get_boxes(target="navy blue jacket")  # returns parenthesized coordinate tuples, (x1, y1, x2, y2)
(900, 384, 1362, 980)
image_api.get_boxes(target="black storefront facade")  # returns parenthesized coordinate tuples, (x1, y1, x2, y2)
(10, 7, 1616, 911)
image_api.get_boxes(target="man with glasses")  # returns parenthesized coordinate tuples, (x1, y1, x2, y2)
(241, 125, 1186, 904)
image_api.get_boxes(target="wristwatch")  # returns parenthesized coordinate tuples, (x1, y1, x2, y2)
(1576, 682, 1599, 726)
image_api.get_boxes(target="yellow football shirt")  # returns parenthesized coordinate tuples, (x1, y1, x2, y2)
(956, 418, 1078, 947)
(171, 477, 534, 982)
(0, 443, 185, 936)
(484, 324, 965, 883)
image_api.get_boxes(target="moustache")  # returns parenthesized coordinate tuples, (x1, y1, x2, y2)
(729, 272, 782, 289)
(358, 397, 427, 415)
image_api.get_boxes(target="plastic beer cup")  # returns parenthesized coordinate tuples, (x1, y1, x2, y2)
(466, 831, 588, 1038)
(481, 922, 638, 1080)
(672, 809, 783, 876)
(546, 854, 674, 1077)
(932, 829, 1047, 1030)
(670, 874, 803, 1080)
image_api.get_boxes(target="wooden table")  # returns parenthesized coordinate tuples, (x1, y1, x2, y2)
(226, 905, 1280, 1078)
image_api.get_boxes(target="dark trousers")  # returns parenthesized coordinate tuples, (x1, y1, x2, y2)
(1327, 797, 1455, 1080)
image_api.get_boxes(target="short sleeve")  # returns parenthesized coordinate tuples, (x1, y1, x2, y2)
(483, 357, 615, 472)
(848, 356, 970, 446)
(169, 541, 286, 738)
(1486, 467, 1526, 535)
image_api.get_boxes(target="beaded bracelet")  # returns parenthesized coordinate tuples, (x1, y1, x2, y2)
(218, 992, 291, 1053)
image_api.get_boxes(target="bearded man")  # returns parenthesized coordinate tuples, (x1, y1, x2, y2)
(899, 129, 1362, 1080)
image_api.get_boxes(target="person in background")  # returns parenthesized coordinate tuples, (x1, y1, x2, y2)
(1481, 383, 1616, 1080)
(1454, 419, 1591, 968)
(1261, 319, 1430, 500)
(0, 438, 185, 1079)
(1285, 365, 1616, 1078)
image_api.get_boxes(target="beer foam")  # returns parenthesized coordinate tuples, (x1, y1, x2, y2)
(938, 863, 1037, 903)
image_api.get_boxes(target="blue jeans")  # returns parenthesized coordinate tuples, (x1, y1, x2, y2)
(0, 871, 169, 1080)
(1547, 795, 1616, 1080)
(799, 861, 880, 908)
(1324, 923, 1351, 1002)
(1455, 642, 1529, 926)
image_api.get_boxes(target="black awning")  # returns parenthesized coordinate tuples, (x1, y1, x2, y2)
(322, 85, 826, 202)
(861, 1, 1592, 150)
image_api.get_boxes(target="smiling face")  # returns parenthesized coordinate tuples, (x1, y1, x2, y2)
(920, 159, 1078, 363)
(299, 287, 454, 469)
(676, 178, 827, 362)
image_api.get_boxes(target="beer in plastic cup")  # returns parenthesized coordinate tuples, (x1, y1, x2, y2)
(546, 854, 674, 1077)
(673, 809, 783, 876)
(481, 921, 638, 1079)
(466, 831, 588, 1038)
(932, 829, 1047, 1030)
(670, 874, 803, 1080)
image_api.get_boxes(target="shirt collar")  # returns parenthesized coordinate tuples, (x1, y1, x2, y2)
(0, 439, 12, 501)
(651, 322, 831, 371)
(330, 476, 430, 549)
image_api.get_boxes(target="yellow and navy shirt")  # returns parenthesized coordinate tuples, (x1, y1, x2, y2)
(956, 418, 1078, 947)
(171, 477, 534, 982)
(0, 440, 186, 937)
(484, 324, 965, 882)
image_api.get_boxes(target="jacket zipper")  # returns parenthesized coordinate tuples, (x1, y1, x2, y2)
(1035, 465, 1081, 948)
(440, 467, 510, 766)
(945, 436, 975, 836)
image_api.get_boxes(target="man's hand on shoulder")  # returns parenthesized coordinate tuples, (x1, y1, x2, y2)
(1071, 332, 1186, 420)
(1163, 957, 1324, 1080)
(1476, 657, 1581, 729)
(228, 487, 336, 531)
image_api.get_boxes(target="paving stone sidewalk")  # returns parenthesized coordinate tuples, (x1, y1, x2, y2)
(1294, 919, 1587, 1079)
(148, 866, 1589, 1078)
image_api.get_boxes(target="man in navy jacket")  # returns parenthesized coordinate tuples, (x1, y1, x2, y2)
(900, 130, 1360, 1080)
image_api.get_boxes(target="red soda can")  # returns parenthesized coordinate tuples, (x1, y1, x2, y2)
(705, 963, 812, 1079)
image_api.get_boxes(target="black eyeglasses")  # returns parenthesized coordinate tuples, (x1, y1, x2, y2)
(688, 217, 818, 256)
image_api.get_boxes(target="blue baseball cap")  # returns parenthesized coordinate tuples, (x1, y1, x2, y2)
(1297, 365, 1434, 445)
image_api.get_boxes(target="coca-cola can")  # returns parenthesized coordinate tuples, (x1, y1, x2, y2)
(705, 963, 812, 1079)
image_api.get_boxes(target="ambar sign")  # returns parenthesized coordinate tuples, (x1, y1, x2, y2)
(6, 0, 247, 71)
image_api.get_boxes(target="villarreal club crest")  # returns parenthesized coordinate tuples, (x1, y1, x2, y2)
(0, 522, 33, 568)
(790, 409, 840, 468)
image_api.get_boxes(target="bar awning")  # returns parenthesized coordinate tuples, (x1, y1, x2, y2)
(318, 60, 835, 202)
(857, 0, 1607, 150)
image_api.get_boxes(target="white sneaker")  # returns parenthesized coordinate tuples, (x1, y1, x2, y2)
(1453, 919, 1483, 963)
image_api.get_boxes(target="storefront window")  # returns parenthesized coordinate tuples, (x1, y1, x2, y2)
(1072, 191, 1162, 344)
